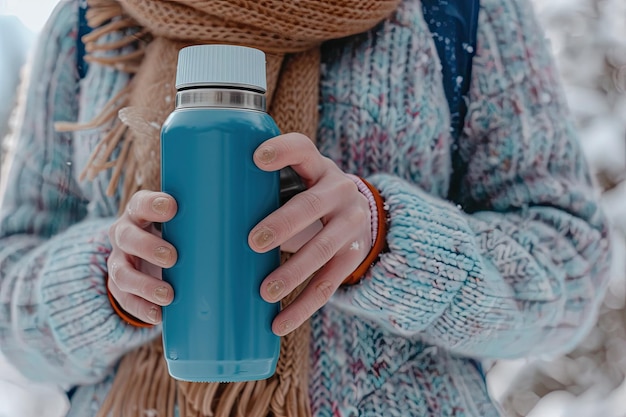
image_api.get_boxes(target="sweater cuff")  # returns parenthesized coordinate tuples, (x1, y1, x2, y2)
(330, 173, 484, 335)
(35, 218, 158, 376)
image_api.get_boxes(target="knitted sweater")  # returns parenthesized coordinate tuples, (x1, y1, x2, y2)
(0, 0, 611, 416)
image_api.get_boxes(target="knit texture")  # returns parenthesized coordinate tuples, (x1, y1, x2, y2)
(0, 2, 159, 387)
(64, 0, 401, 213)
(66, 2, 402, 416)
(0, 0, 612, 416)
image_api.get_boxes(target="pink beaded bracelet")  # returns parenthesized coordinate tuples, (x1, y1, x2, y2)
(346, 174, 378, 246)
(343, 175, 388, 286)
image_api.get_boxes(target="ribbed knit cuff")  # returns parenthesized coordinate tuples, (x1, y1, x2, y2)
(331, 173, 484, 335)
(36, 218, 159, 377)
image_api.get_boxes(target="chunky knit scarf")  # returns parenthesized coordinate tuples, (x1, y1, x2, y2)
(58, 1, 401, 416)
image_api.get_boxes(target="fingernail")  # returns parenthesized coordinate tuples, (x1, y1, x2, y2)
(256, 146, 276, 164)
(154, 246, 173, 265)
(154, 286, 170, 304)
(266, 280, 285, 300)
(152, 197, 170, 215)
(252, 228, 275, 249)
(278, 319, 294, 335)
(147, 307, 159, 323)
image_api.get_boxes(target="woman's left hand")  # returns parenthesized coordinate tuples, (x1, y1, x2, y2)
(249, 133, 372, 336)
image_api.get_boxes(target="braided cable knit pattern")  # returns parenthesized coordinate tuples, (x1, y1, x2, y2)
(318, 0, 452, 197)
(0, 0, 611, 416)
(312, 0, 609, 414)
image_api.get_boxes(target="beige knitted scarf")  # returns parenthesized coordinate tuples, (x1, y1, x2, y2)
(58, 1, 400, 416)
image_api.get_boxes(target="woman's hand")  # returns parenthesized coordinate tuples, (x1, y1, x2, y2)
(250, 133, 372, 336)
(107, 191, 178, 324)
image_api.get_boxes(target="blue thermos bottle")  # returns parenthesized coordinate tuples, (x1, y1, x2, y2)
(160, 45, 281, 382)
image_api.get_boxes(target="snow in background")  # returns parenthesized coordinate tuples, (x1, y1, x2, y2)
(0, 16, 34, 150)
(0, 353, 69, 417)
(0, 0, 59, 151)
(0, 0, 625, 416)
(1, 0, 60, 32)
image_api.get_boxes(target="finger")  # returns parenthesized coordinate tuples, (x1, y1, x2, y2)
(253, 133, 332, 184)
(259, 210, 369, 303)
(270, 250, 364, 336)
(110, 221, 177, 268)
(126, 190, 177, 228)
(108, 277, 163, 324)
(281, 220, 323, 253)
(108, 253, 174, 306)
(249, 175, 357, 253)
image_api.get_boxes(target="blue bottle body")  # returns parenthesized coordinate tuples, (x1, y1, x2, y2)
(160, 107, 281, 382)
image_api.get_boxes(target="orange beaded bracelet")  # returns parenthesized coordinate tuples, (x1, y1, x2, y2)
(342, 177, 388, 286)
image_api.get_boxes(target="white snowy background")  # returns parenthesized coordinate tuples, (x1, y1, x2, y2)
(0, 1, 625, 416)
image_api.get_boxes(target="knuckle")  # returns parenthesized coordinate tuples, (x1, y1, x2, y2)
(299, 281, 335, 318)
(128, 190, 151, 215)
(267, 214, 295, 240)
(119, 292, 136, 314)
(314, 280, 335, 305)
(112, 265, 136, 293)
(126, 295, 149, 321)
(280, 216, 297, 239)
(297, 191, 323, 217)
(138, 277, 152, 298)
(131, 190, 150, 205)
(321, 156, 338, 171)
(336, 176, 356, 194)
(288, 132, 312, 149)
(280, 262, 305, 283)
(114, 224, 134, 251)
(132, 299, 148, 321)
(313, 235, 336, 262)
(137, 231, 153, 248)
(350, 205, 370, 227)
(292, 132, 310, 142)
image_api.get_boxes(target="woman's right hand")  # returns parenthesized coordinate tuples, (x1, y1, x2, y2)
(107, 190, 178, 324)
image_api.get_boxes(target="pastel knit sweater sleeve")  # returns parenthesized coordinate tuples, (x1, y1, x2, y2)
(330, 0, 612, 359)
(0, 1, 158, 385)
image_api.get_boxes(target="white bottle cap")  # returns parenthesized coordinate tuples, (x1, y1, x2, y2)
(175, 45, 267, 92)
